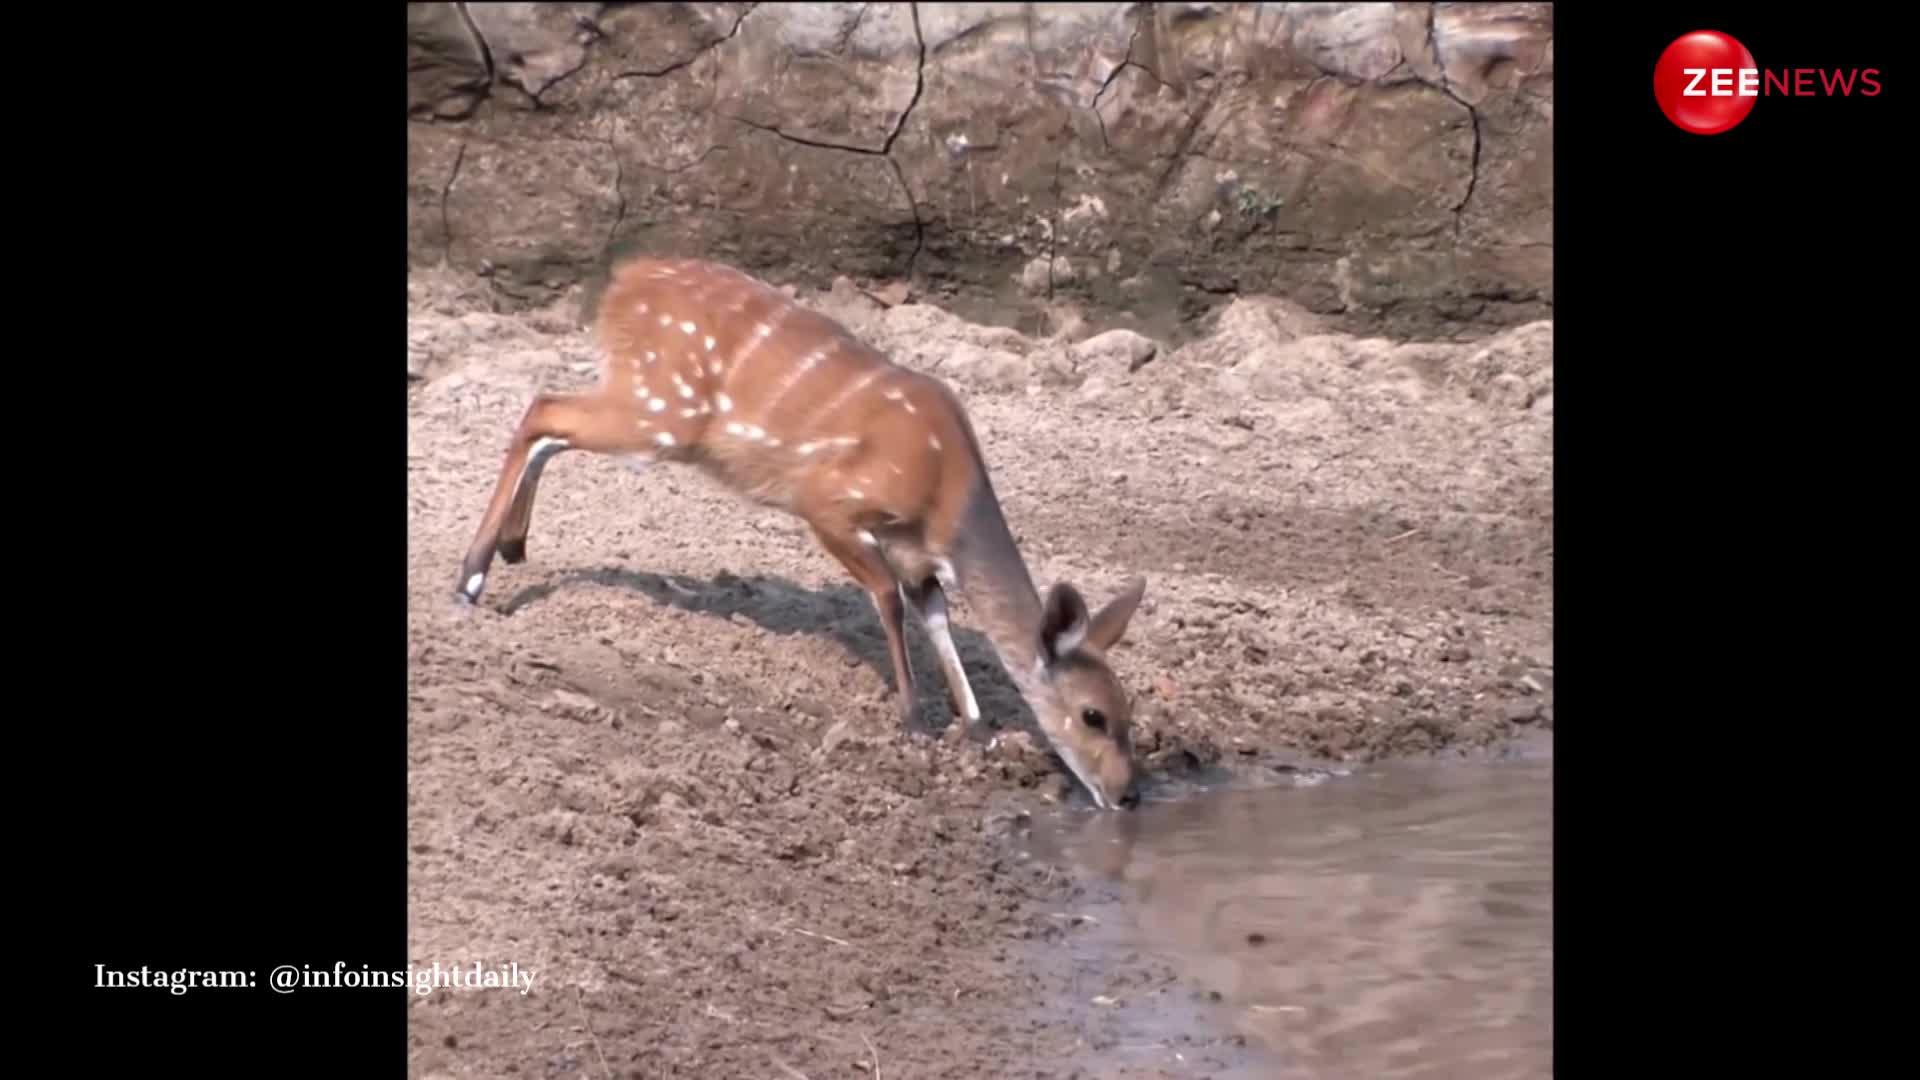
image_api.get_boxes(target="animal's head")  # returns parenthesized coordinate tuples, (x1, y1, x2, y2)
(1026, 576, 1148, 810)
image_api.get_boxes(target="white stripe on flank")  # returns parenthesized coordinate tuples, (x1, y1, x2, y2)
(761, 344, 830, 416)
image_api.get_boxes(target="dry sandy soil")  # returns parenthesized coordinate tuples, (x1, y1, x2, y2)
(404, 268, 1553, 1078)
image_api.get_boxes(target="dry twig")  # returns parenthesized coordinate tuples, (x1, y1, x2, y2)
(573, 988, 613, 1080)
(769, 1056, 812, 1080)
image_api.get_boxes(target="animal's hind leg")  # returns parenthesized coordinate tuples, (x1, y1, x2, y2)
(497, 435, 568, 564)
(457, 390, 687, 604)
(809, 523, 918, 724)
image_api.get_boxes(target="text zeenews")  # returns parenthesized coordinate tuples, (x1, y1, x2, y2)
(95, 961, 537, 996)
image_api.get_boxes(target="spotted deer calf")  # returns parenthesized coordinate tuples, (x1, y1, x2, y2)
(455, 257, 1147, 809)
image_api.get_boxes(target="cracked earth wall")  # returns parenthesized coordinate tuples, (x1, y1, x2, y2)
(406, 2, 1552, 344)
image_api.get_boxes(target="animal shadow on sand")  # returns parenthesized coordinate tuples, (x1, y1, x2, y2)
(500, 566, 1040, 740)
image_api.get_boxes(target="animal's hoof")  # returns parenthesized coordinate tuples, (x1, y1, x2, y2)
(455, 569, 487, 605)
(499, 538, 527, 564)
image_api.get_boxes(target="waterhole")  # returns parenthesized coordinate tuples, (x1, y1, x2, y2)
(1020, 749, 1552, 1078)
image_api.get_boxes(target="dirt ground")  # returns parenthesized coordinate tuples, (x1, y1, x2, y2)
(404, 268, 1553, 1078)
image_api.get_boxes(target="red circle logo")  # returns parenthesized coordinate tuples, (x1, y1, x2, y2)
(1653, 30, 1760, 134)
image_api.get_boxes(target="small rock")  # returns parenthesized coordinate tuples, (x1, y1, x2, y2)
(1487, 372, 1532, 409)
(552, 689, 598, 712)
(790, 696, 831, 719)
(868, 279, 911, 306)
(983, 350, 1033, 390)
(823, 993, 872, 1019)
(556, 781, 598, 813)
(1017, 257, 1052, 297)
(458, 311, 508, 340)
(1071, 328, 1160, 375)
(1044, 302, 1087, 342)
(593, 854, 641, 879)
(1504, 701, 1542, 724)
(821, 720, 853, 755)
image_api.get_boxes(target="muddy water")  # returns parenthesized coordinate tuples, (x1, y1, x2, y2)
(1021, 751, 1552, 1078)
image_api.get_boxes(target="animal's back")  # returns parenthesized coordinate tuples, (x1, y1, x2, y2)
(592, 257, 983, 550)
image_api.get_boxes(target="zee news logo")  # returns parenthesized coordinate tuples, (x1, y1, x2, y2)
(1654, 29, 1884, 134)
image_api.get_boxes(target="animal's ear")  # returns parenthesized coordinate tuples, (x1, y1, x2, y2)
(1084, 576, 1146, 653)
(1038, 582, 1090, 663)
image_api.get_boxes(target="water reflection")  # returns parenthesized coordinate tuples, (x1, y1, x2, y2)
(1029, 756, 1552, 1079)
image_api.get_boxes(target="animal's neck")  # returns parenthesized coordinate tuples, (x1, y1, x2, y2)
(948, 476, 1047, 692)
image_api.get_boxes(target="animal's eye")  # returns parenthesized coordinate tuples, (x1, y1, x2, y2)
(1081, 707, 1107, 732)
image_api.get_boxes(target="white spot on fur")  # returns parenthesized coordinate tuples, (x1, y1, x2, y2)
(847, 488, 864, 500)
(649, 398, 666, 412)
(710, 361, 723, 376)
(725, 422, 745, 436)
(658, 314, 672, 327)
(636, 302, 649, 314)
(929, 435, 942, 450)
(655, 432, 676, 447)
(883, 388, 904, 401)
(680, 321, 697, 334)
(704, 336, 716, 351)
(903, 401, 917, 414)
(681, 407, 700, 418)
(856, 530, 878, 547)
(645, 350, 657, 363)
(797, 442, 818, 455)
(679, 383, 695, 399)
(716, 393, 732, 413)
